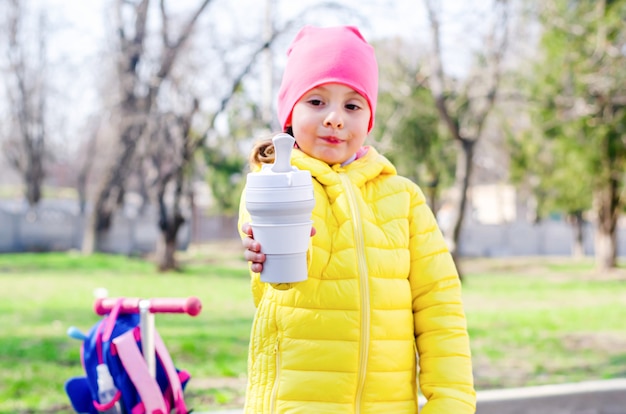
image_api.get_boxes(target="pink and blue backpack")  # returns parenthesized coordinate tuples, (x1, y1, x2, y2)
(65, 298, 199, 414)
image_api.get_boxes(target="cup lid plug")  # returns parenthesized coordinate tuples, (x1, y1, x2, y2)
(271, 133, 295, 173)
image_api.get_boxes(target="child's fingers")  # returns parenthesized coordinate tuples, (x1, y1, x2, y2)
(242, 236, 261, 254)
(241, 222, 253, 237)
(241, 222, 265, 269)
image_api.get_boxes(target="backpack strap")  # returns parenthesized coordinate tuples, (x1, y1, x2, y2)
(102, 298, 124, 343)
(154, 329, 188, 414)
(93, 390, 122, 412)
(96, 298, 125, 364)
(113, 331, 167, 414)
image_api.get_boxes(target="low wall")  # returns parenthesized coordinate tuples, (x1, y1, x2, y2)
(475, 379, 626, 414)
(201, 379, 626, 413)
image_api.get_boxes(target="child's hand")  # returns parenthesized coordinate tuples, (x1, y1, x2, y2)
(242, 222, 266, 273)
(241, 222, 317, 274)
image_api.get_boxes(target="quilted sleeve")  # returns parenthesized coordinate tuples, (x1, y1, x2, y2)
(407, 185, 476, 414)
(237, 190, 266, 307)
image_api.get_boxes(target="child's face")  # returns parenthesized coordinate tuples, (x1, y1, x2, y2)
(289, 83, 371, 165)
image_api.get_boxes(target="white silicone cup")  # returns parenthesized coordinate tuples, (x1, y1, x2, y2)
(250, 221, 312, 254)
(260, 253, 308, 283)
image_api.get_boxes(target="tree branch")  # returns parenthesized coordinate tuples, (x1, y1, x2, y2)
(194, 31, 279, 151)
(424, 0, 461, 140)
(156, 0, 213, 80)
(159, 0, 170, 47)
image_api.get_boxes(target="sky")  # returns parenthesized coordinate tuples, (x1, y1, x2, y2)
(2, 0, 496, 159)
(35, 0, 491, 72)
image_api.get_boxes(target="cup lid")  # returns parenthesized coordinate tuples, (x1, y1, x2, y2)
(246, 133, 312, 188)
(246, 167, 312, 188)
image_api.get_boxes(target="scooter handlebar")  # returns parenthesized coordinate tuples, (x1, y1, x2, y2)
(94, 296, 202, 316)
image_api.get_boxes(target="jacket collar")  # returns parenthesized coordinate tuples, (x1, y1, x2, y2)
(291, 146, 397, 188)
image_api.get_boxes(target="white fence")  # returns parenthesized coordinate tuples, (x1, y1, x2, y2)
(0, 202, 190, 254)
(1, 200, 624, 257)
(458, 219, 626, 257)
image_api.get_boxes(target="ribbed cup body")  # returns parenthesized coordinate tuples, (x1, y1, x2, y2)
(245, 133, 315, 283)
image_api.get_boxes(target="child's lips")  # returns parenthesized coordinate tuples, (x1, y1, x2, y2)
(320, 136, 343, 144)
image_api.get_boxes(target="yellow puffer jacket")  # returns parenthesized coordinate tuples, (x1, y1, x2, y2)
(239, 147, 475, 414)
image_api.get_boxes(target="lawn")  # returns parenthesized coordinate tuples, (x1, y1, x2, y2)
(1, 243, 625, 413)
(461, 257, 626, 389)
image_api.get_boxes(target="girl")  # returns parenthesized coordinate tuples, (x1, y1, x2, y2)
(239, 25, 476, 414)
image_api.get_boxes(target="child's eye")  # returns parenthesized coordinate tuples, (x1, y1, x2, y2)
(345, 103, 361, 111)
(308, 99, 323, 106)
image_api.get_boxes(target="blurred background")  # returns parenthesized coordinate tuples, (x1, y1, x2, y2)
(0, 0, 624, 272)
(1, 1, 625, 412)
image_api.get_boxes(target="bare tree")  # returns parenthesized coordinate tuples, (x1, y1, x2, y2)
(82, 0, 213, 254)
(141, 102, 197, 271)
(144, 30, 282, 270)
(423, 0, 510, 275)
(1, 0, 47, 206)
(373, 38, 454, 213)
(83, 0, 366, 261)
(136, 0, 358, 270)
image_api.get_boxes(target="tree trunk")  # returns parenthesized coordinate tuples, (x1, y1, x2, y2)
(449, 138, 475, 279)
(424, 171, 440, 213)
(426, 185, 438, 214)
(593, 181, 619, 271)
(25, 151, 43, 205)
(83, 119, 144, 254)
(157, 196, 185, 271)
(595, 228, 616, 271)
(568, 211, 585, 259)
(156, 231, 181, 272)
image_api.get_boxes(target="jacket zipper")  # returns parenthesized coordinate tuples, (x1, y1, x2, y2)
(339, 173, 370, 414)
(414, 341, 420, 410)
(269, 338, 280, 414)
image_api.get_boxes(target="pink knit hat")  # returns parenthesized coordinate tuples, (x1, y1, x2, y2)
(277, 25, 379, 133)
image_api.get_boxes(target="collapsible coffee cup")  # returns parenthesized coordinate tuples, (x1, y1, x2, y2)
(245, 134, 315, 283)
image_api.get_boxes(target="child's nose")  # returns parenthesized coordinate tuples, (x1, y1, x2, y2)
(323, 110, 344, 129)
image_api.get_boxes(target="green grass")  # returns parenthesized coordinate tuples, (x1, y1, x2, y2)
(1, 248, 625, 413)
(0, 243, 254, 413)
(461, 257, 626, 389)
